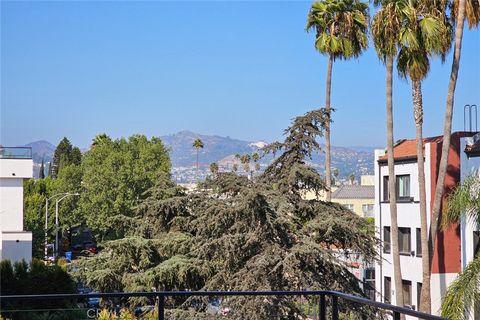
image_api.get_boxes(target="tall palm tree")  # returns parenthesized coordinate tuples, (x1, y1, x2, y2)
(306, 0, 369, 201)
(429, 0, 479, 303)
(209, 162, 219, 178)
(192, 138, 204, 181)
(396, 1, 451, 312)
(441, 174, 480, 320)
(371, 0, 405, 310)
(252, 152, 260, 178)
(240, 154, 251, 179)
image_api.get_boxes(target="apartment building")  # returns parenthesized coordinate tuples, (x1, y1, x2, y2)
(374, 132, 480, 316)
(0, 147, 33, 263)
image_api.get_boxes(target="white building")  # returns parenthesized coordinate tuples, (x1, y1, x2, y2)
(0, 147, 33, 263)
(374, 132, 480, 317)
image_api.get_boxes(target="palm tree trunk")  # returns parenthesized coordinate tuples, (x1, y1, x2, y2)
(386, 56, 405, 314)
(325, 54, 333, 201)
(196, 149, 199, 182)
(411, 80, 432, 313)
(429, 0, 467, 282)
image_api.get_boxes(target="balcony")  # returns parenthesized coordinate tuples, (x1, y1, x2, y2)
(0, 147, 32, 159)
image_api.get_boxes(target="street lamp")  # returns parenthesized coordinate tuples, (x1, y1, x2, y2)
(44, 192, 79, 262)
(55, 193, 80, 258)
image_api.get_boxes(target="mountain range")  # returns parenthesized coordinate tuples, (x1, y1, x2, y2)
(22, 131, 378, 180)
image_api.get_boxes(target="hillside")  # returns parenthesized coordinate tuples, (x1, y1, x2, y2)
(23, 133, 377, 181)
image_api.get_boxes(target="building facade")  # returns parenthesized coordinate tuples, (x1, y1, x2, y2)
(0, 147, 33, 263)
(374, 132, 480, 316)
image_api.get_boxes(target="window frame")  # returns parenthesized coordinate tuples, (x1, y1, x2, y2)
(382, 174, 413, 202)
(416, 228, 422, 257)
(384, 277, 391, 304)
(398, 227, 411, 255)
(383, 226, 391, 254)
(402, 279, 412, 307)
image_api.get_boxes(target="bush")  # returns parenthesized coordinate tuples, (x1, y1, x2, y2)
(0, 259, 77, 320)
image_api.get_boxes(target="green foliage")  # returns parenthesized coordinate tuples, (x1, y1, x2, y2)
(51, 137, 82, 178)
(441, 174, 480, 319)
(0, 259, 77, 320)
(306, 0, 369, 60)
(78, 134, 171, 240)
(74, 110, 378, 319)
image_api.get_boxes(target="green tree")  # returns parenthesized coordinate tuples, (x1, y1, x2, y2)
(78, 134, 170, 240)
(39, 158, 45, 179)
(371, 0, 405, 310)
(396, 0, 451, 311)
(429, 1, 479, 309)
(0, 259, 77, 320)
(192, 138, 204, 182)
(51, 137, 82, 178)
(209, 162, 219, 177)
(441, 174, 480, 320)
(240, 154, 251, 178)
(74, 110, 377, 319)
(306, 0, 369, 201)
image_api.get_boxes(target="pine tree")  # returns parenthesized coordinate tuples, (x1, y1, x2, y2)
(39, 158, 45, 179)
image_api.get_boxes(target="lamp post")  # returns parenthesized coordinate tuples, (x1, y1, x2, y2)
(44, 192, 79, 262)
(54, 193, 80, 259)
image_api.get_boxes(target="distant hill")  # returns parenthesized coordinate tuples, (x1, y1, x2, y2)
(22, 133, 377, 181)
(24, 140, 56, 164)
(160, 130, 266, 167)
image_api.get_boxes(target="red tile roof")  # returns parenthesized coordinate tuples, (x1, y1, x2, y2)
(378, 136, 443, 162)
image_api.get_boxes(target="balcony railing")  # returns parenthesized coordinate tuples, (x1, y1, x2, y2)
(0, 147, 32, 159)
(0, 290, 445, 320)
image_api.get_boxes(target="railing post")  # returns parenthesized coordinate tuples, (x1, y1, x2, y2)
(319, 293, 326, 320)
(158, 294, 165, 320)
(393, 311, 400, 320)
(332, 296, 339, 320)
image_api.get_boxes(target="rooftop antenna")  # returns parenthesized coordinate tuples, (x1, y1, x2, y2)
(464, 104, 478, 132)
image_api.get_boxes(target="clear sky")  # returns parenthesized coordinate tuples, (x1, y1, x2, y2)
(1, 1, 479, 149)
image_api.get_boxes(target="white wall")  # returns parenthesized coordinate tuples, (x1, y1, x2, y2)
(0, 159, 33, 178)
(0, 231, 32, 263)
(0, 178, 25, 231)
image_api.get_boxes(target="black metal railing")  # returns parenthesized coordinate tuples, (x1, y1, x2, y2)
(0, 290, 446, 320)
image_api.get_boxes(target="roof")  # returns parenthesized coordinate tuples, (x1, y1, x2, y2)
(331, 185, 374, 199)
(378, 136, 442, 162)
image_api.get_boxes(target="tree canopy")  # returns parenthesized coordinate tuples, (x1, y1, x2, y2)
(73, 110, 378, 319)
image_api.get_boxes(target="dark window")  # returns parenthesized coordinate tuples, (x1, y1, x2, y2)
(416, 228, 422, 257)
(384, 277, 391, 303)
(396, 175, 411, 200)
(364, 268, 375, 300)
(398, 227, 411, 254)
(417, 282, 422, 311)
(383, 227, 391, 253)
(383, 175, 411, 202)
(402, 280, 412, 307)
(383, 176, 389, 201)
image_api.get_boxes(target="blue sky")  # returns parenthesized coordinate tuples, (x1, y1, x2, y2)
(1, 1, 479, 148)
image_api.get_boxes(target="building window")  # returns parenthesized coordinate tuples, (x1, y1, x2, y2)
(416, 228, 422, 257)
(362, 204, 374, 217)
(364, 268, 375, 300)
(384, 277, 391, 303)
(383, 227, 391, 254)
(417, 282, 422, 311)
(383, 175, 411, 201)
(399, 227, 411, 254)
(402, 280, 412, 307)
(396, 175, 411, 200)
(343, 204, 354, 211)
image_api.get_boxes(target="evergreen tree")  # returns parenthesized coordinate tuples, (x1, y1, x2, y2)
(74, 109, 378, 319)
(39, 158, 45, 179)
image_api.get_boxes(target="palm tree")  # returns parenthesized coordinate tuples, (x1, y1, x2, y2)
(252, 152, 260, 178)
(441, 174, 480, 320)
(240, 154, 251, 178)
(209, 162, 219, 178)
(307, 0, 369, 201)
(396, 1, 451, 312)
(371, 0, 405, 310)
(192, 138, 204, 181)
(429, 0, 479, 304)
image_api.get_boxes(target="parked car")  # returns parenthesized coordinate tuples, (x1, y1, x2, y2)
(83, 241, 97, 254)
